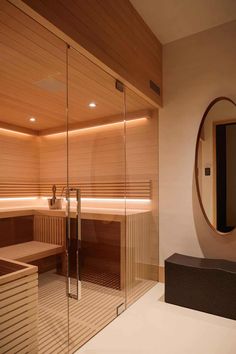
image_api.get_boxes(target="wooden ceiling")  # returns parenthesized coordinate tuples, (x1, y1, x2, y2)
(0, 0, 154, 133)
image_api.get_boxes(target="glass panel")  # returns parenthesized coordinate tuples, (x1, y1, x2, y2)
(124, 87, 159, 306)
(0, 1, 69, 352)
(67, 48, 126, 352)
(0, 3, 159, 352)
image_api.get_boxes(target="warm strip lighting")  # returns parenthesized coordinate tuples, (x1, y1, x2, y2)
(0, 128, 32, 137)
(0, 117, 148, 137)
(43, 117, 148, 137)
(81, 198, 151, 203)
(41, 196, 150, 203)
(0, 197, 39, 201)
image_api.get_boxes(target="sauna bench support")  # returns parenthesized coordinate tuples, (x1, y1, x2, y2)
(0, 257, 38, 353)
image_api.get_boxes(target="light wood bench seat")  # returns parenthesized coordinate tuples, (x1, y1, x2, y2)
(0, 241, 64, 263)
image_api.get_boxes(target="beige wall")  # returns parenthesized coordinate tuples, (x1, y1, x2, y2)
(159, 20, 236, 265)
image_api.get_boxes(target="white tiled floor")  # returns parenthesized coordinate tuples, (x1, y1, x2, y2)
(76, 283, 236, 354)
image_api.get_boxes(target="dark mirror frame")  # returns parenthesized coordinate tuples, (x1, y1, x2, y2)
(195, 96, 236, 235)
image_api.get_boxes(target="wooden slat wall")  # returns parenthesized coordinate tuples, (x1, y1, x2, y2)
(0, 183, 40, 198)
(0, 127, 39, 197)
(0, 181, 151, 199)
(126, 212, 158, 306)
(0, 131, 40, 194)
(0, 113, 156, 199)
(12, 0, 162, 107)
(0, 0, 67, 132)
(0, 0, 155, 133)
(38, 115, 156, 199)
(126, 93, 159, 285)
(39, 181, 151, 199)
(34, 215, 65, 246)
(0, 260, 38, 353)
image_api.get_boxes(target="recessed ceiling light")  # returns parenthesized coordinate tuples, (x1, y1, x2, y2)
(29, 117, 36, 122)
(88, 102, 96, 108)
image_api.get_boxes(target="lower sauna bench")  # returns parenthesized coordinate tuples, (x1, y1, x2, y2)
(0, 241, 64, 264)
(0, 258, 38, 353)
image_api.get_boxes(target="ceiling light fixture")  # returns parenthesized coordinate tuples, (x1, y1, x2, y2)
(88, 102, 96, 108)
(29, 117, 36, 122)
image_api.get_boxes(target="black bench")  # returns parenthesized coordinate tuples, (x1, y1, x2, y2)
(165, 253, 236, 320)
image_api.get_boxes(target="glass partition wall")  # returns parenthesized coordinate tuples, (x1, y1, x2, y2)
(0, 2, 158, 353)
(0, 2, 69, 353)
(125, 88, 159, 306)
(66, 47, 126, 351)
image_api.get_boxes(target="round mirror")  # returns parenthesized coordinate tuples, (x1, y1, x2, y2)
(195, 97, 236, 234)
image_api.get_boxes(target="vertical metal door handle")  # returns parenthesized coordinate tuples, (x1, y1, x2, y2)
(67, 188, 82, 300)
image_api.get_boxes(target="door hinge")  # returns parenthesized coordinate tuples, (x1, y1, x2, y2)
(150, 80, 161, 96)
(117, 303, 125, 316)
(115, 80, 124, 92)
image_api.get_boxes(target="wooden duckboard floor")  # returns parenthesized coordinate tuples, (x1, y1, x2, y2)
(38, 271, 156, 353)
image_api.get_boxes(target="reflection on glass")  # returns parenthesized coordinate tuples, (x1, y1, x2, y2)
(196, 98, 236, 233)
(0, 1, 68, 352)
(67, 47, 126, 352)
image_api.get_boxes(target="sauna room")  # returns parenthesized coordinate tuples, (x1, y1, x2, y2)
(0, 1, 158, 353)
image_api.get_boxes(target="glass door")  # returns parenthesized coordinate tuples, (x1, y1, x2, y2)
(0, 3, 158, 354)
(67, 47, 126, 352)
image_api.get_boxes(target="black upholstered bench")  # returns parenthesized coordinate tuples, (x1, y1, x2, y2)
(165, 253, 236, 320)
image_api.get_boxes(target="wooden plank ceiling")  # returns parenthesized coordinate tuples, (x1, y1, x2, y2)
(0, 0, 154, 133)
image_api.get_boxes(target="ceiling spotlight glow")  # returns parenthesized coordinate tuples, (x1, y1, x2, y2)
(29, 117, 36, 122)
(88, 102, 96, 108)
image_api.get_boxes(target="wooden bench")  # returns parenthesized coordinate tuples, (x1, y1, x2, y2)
(0, 241, 64, 272)
(165, 253, 236, 320)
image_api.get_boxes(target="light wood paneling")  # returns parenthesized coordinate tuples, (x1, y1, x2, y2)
(31, 211, 154, 293)
(39, 109, 152, 136)
(39, 114, 157, 195)
(0, 258, 38, 354)
(0, 116, 152, 199)
(0, 122, 38, 136)
(11, 0, 162, 107)
(125, 211, 158, 305)
(0, 0, 156, 133)
(39, 181, 151, 199)
(125, 94, 159, 303)
(0, 129, 40, 197)
(0, 0, 67, 131)
(158, 266, 165, 283)
(0, 181, 151, 199)
(0, 183, 40, 198)
(0, 113, 157, 199)
(0, 130, 40, 185)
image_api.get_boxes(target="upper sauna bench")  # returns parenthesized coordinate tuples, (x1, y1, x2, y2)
(0, 206, 149, 220)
